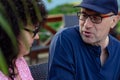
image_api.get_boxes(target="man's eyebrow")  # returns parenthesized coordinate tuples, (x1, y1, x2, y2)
(81, 11, 100, 16)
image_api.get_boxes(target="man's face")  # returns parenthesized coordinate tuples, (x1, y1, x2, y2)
(79, 8, 117, 45)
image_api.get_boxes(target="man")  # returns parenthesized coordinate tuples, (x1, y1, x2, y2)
(48, 0, 120, 80)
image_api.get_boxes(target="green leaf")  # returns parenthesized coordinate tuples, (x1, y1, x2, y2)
(0, 49, 9, 75)
(0, 3, 17, 75)
(0, 3, 17, 52)
(0, 13, 17, 50)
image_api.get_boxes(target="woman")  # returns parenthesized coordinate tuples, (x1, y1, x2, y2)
(0, 0, 47, 80)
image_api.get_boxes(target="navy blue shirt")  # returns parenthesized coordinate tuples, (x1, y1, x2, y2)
(48, 26, 120, 80)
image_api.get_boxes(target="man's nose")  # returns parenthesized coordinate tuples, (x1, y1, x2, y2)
(84, 18, 94, 28)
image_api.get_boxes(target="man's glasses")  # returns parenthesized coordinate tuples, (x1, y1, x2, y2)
(24, 27, 40, 38)
(77, 12, 114, 24)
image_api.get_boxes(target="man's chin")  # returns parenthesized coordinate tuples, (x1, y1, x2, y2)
(82, 38, 93, 44)
(83, 39, 100, 46)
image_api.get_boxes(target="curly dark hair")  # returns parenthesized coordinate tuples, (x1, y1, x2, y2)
(0, 0, 47, 79)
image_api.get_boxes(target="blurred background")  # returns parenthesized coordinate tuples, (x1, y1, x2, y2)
(44, 0, 81, 10)
(25, 0, 120, 65)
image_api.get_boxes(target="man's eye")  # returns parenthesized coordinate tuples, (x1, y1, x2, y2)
(82, 14, 88, 18)
(92, 16, 101, 20)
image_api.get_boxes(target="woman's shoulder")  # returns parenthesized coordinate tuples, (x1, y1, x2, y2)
(15, 57, 33, 80)
(16, 57, 30, 73)
(0, 71, 8, 80)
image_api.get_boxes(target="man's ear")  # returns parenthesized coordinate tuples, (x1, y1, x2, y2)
(111, 15, 120, 28)
(115, 14, 120, 21)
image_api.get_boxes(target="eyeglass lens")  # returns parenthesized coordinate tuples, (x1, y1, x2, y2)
(24, 27, 40, 37)
(77, 12, 102, 24)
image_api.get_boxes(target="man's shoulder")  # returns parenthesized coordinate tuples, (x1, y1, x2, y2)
(109, 35, 120, 46)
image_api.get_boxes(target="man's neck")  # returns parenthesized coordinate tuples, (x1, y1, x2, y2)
(98, 36, 109, 66)
(92, 36, 109, 50)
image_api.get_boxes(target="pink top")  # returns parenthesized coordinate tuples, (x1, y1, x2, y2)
(0, 57, 33, 80)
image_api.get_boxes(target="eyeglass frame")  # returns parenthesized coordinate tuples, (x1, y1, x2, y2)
(24, 26, 40, 38)
(77, 12, 114, 24)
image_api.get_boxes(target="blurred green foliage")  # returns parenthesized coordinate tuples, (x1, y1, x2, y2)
(116, 21, 120, 34)
(48, 3, 80, 15)
(47, 22, 62, 30)
(47, 0, 52, 3)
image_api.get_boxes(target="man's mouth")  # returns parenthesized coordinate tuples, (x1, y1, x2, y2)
(82, 31, 92, 37)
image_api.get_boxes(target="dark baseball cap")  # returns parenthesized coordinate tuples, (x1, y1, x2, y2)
(75, 0, 118, 15)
